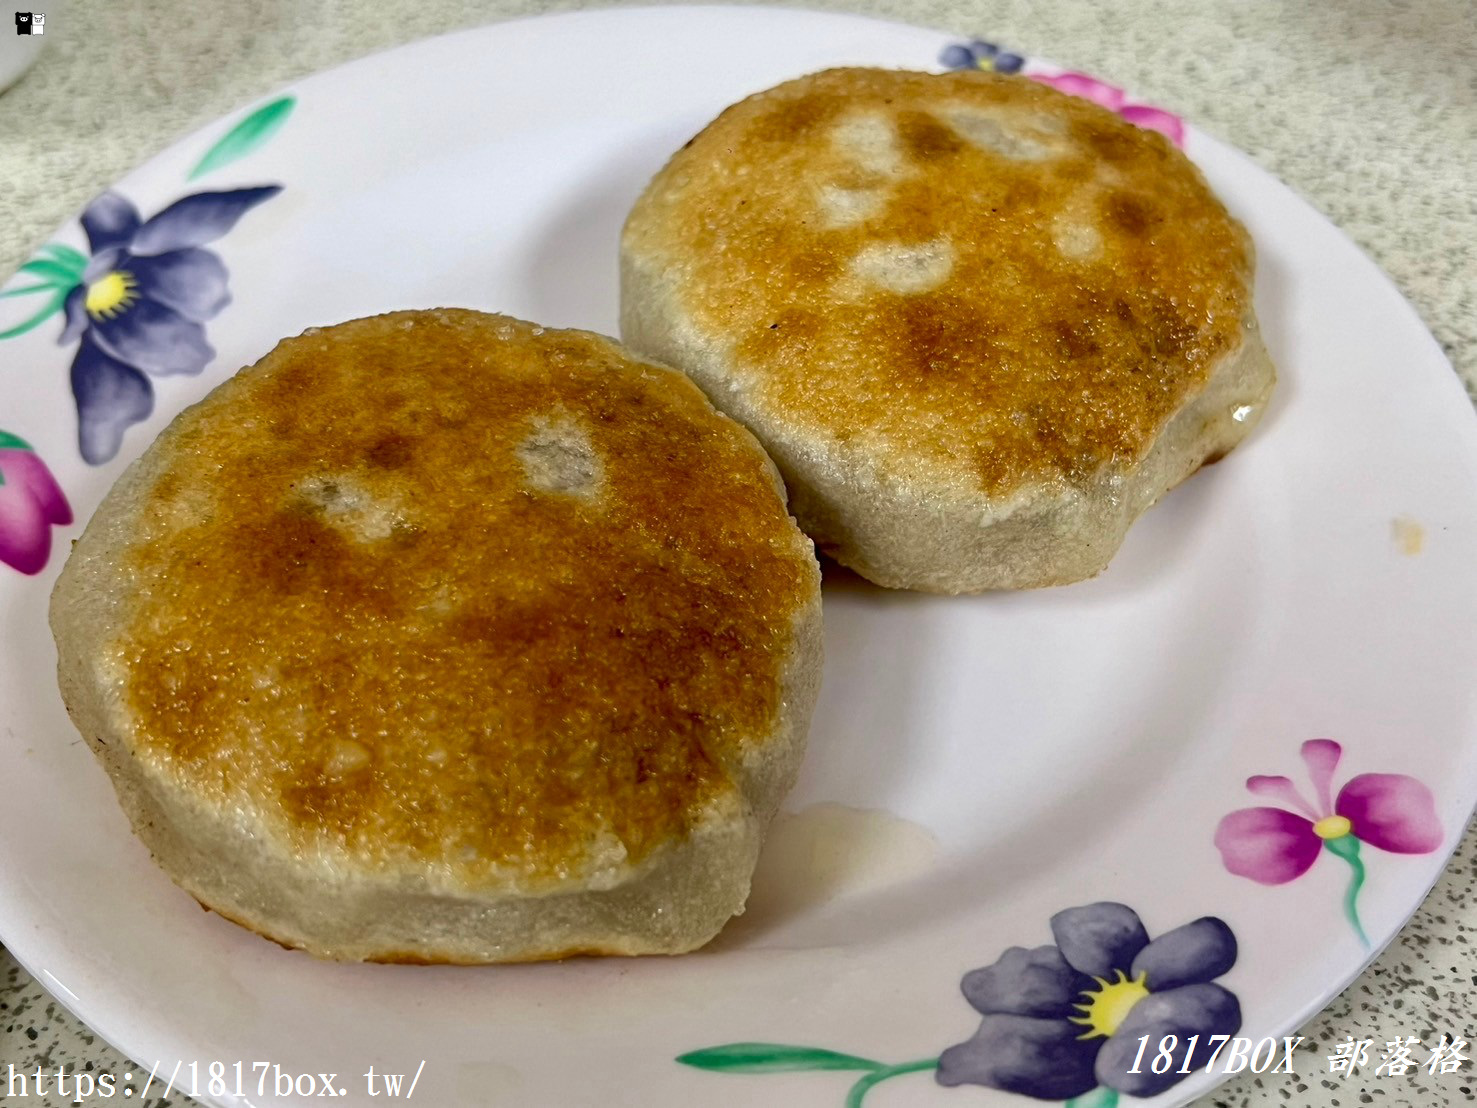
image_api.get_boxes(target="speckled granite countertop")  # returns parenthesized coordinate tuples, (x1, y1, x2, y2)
(2, 2, 1475, 1106)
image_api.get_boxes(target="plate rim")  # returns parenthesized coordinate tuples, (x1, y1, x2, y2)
(3, 7, 1477, 1108)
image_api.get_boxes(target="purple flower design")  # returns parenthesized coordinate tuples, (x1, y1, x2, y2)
(938, 904, 1239, 1103)
(678, 903, 1238, 1105)
(1029, 73, 1185, 147)
(1215, 739, 1441, 944)
(3, 96, 292, 468)
(0, 431, 72, 575)
(939, 41, 1185, 147)
(940, 39, 1025, 75)
(56, 187, 280, 464)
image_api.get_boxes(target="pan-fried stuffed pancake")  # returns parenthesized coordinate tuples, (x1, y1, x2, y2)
(621, 67, 1275, 591)
(51, 309, 823, 962)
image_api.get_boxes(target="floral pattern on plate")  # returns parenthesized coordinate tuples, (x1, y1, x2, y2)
(0, 432, 72, 575)
(939, 40, 1185, 146)
(678, 903, 1239, 1107)
(0, 96, 293, 467)
(939, 39, 1025, 76)
(53, 185, 281, 464)
(1216, 738, 1442, 945)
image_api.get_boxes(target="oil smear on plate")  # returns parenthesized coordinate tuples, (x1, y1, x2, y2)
(719, 802, 940, 947)
(1392, 515, 1426, 556)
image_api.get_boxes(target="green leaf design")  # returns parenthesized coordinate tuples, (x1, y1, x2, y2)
(39, 243, 88, 270)
(189, 95, 296, 180)
(0, 431, 32, 451)
(0, 288, 69, 340)
(18, 258, 84, 286)
(677, 1043, 884, 1074)
(0, 244, 84, 340)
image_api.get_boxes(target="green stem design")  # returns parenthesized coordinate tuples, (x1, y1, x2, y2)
(0, 288, 71, 340)
(1323, 835, 1369, 946)
(842, 1058, 938, 1108)
(1065, 1086, 1121, 1108)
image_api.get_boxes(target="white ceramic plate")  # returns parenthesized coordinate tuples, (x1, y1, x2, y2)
(3, 8, 1476, 1107)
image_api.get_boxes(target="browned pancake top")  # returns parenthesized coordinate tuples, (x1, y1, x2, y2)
(623, 68, 1254, 495)
(114, 310, 817, 886)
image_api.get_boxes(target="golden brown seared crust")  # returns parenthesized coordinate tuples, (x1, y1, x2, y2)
(622, 67, 1254, 498)
(56, 310, 821, 920)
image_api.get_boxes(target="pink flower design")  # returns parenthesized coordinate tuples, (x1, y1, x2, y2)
(1030, 72, 1185, 147)
(1215, 739, 1442, 944)
(0, 432, 73, 575)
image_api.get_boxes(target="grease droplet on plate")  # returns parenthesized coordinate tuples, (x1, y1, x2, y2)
(1391, 515, 1425, 556)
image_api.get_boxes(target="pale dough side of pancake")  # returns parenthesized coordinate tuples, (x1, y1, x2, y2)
(623, 248, 1273, 590)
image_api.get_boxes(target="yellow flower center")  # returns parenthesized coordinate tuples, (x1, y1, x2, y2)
(84, 270, 138, 320)
(1068, 969, 1150, 1040)
(1314, 815, 1352, 840)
